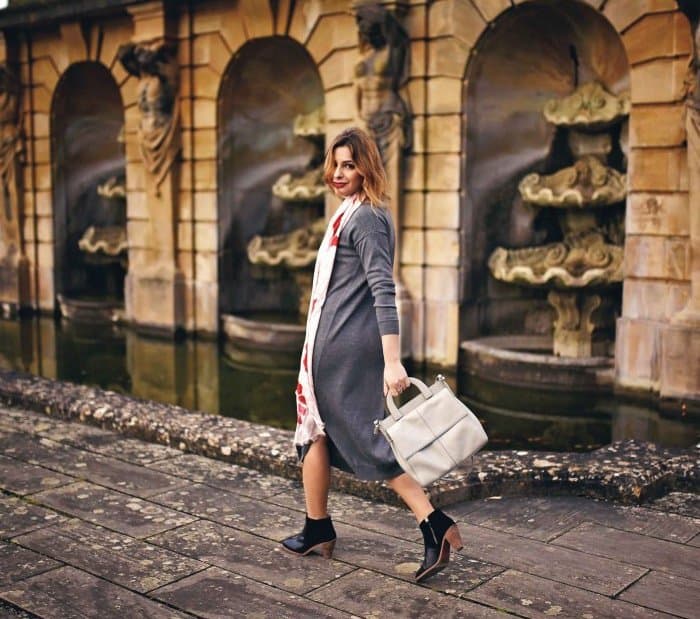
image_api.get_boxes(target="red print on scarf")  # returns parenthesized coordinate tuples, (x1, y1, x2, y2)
(296, 382, 307, 424)
(330, 211, 343, 247)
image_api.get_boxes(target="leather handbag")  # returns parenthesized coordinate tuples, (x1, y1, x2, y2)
(374, 375, 488, 487)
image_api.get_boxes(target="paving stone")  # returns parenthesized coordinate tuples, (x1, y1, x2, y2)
(0, 433, 186, 498)
(14, 519, 205, 593)
(270, 487, 421, 542)
(0, 598, 36, 617)
(650, 492, 700, 519)
(0, 408, 72, 436)
(574, 500, 700, 543)
(453, 496, 586, 542)
(148, 519, 353, 594)
(0, 541, 61, 586)
(619, 570, 700, 619)
(309, 568, 507, 618)
(151, 566, 349, 618)
(31, 481, 196, 539)
(0, 565, 189, 618)
(688, 533, 700, 548)
(44, 425, 183, 465)
(331, 522, 503, 594)
(455, 523, 646, 596)
(0, 454, 73, 495)
(0, 496, 65, 539)
(467, 568, 672, 618)
(147, 453, 298, 498)
(149, 483, 302, 541)
(552, 522, 699, 580)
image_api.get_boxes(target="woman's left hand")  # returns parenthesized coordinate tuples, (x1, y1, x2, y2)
(384, 360, 410, 397)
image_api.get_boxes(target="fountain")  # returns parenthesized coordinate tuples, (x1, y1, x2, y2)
(57, 175, 128, 323)
(222, 107, 326, 367)
(462, 81, 628, 403)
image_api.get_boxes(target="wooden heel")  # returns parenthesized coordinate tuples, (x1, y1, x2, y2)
(319, 539, 335, 559)
(445, 524, 463, 551)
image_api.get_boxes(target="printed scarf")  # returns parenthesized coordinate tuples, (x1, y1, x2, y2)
(294, 194, 362, 450)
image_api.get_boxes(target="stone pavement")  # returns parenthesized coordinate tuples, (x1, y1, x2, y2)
(0, 404, 698, 618)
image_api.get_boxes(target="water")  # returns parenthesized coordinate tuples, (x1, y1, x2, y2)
(0, 316, 696, 452)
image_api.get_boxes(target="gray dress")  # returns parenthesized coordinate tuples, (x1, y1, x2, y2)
(305, 203, 403, 481)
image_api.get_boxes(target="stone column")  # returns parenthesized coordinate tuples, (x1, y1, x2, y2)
(660, 4, 700, 400)
(119, 1, 184, 333)
(0, 35, 28, 315)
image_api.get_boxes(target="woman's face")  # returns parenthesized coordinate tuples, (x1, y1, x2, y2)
(330, 145, 364, 198)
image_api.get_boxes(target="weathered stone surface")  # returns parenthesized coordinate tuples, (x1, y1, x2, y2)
(151, 566, 348, 618)
(453, 523, 647, 595)
(623, 11, 692, 65)
(31, 481, 196, 539)
(0, 496, 65, 539)
(310, 568, 504, 618)
(0, 373, 697, 507)
(14, 519, 204, 593)
(148, 519, 352, 594)
(468, 569, 671, 619)
(552, 522, 698, 580)
(650, 491, 700, 519)
(149, 483, 300, 541)
(0, 433, 185, 498)
(0, 454, 72, 495)
(147, 453, 298, 498)
(0, 565, 189, 619)
(618, 570, 699, 618)
(0, 541, 60, 586)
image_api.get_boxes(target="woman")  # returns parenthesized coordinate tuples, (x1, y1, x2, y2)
(281, 127, 462, 583)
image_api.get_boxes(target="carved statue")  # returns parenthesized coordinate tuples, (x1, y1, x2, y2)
(354, 4, 411, 162)
(543, 81, 630, 129)
(247, 218, 326, 269)
(117, 42, 179, 191)
(0, 64, 22, 261)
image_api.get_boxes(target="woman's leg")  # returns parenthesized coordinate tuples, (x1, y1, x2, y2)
(387, 472, 433, 522)
(303, 436, 331, 519)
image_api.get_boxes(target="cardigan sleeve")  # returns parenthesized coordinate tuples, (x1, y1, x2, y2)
(352, 208, 400, 336)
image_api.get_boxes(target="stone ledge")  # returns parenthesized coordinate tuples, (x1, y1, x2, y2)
(0, 369, 696, 508)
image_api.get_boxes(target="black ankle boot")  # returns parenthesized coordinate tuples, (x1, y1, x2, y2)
(415, 509, 463, 582)
(281, 515, 336, 559)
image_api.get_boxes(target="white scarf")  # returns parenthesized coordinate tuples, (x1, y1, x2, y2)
(294, 195, 362, 450)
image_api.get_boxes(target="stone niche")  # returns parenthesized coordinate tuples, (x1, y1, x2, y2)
(217, 36, 324, 322)
(461, 0, 629, 352)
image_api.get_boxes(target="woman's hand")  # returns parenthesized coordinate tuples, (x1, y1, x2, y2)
(384, 360, 410, 398)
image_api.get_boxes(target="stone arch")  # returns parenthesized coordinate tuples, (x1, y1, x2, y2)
(448, 0, 693, 347)
(27, 18, 134, 309)
(216, 35, 325, 318)
(50, 61, 126, 304)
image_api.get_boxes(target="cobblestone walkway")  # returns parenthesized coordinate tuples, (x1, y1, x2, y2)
(0, 404, 698, 618)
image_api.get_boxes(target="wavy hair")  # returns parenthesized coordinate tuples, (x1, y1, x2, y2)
(323, 127, 388, 207)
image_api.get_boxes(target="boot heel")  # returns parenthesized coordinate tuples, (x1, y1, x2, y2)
(319, 539, 335, 559)
(445, 524, 463, 551)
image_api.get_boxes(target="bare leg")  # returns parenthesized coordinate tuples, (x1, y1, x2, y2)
(387, 472, 433, 523)
(302, 436, 331, 519)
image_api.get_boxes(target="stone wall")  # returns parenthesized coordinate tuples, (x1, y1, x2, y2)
(0, 0, 697, 402)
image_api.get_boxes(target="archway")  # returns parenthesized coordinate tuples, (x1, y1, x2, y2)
(461, 0, 629, 342)
(51, 61, 126, 318)
(217, 36, 325, 321)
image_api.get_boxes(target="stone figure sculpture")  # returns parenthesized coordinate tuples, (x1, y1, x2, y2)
(0, 64, 22, 260)
(117, 42, 179, 191)
(354, 3, 411, 168)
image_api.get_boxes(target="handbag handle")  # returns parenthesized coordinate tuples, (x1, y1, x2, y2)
(385, 377, 432, 420)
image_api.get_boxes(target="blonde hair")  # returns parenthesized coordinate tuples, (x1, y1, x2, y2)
(323, 127, 388, 207)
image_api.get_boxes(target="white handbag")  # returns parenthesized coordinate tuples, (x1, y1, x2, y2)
(374, 375, 488, 487)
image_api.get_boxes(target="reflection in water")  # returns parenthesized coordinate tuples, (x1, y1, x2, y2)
(0, 316, 696, 451)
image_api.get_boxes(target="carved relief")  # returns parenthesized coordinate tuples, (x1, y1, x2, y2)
(117, 42, 179, 191)
(247, 218, 326, 269)
(519, 155, 626, 207)
(543, 81, 630, 129)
